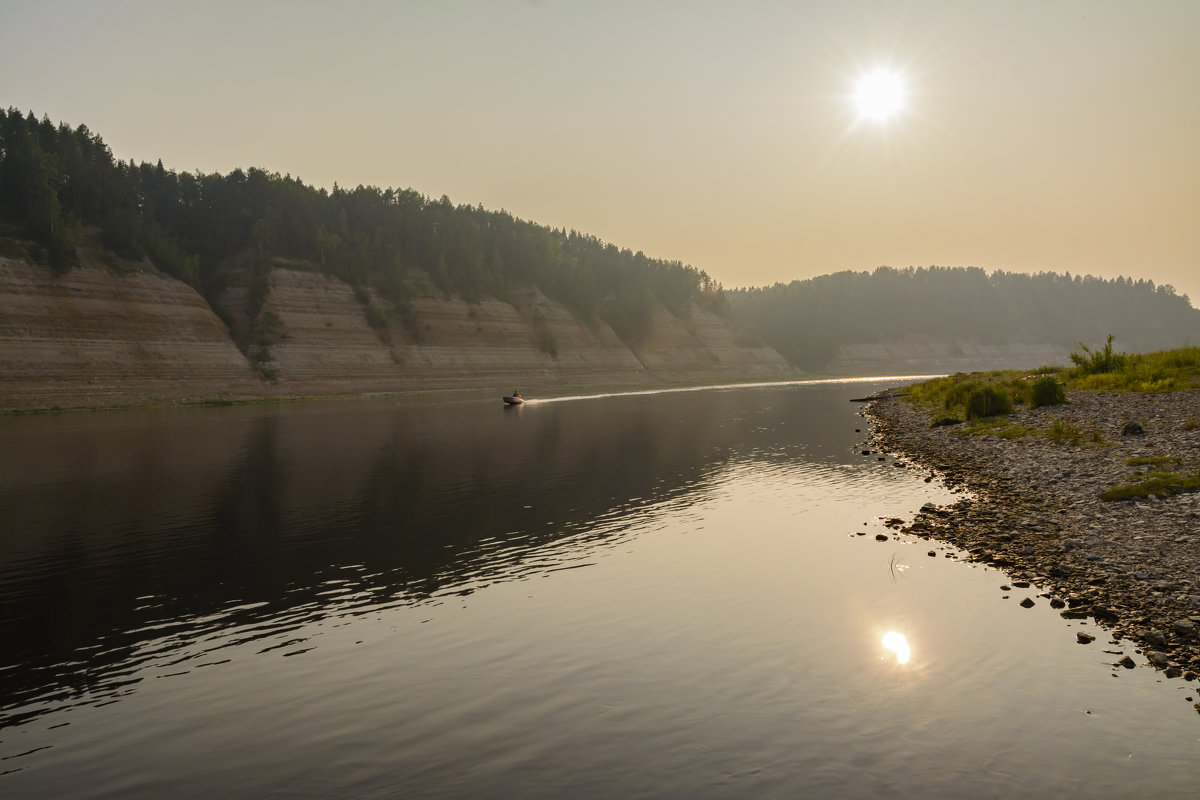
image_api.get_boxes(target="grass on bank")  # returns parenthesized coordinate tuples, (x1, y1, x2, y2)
(1101, 455, 1200, 502)
(1101, 470, 1200, 502)
(962, 416, 1109, 447)
(903, 340, 1200, 500)
(908, 340, 1200, 426)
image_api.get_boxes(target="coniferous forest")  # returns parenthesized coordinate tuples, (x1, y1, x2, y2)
(3, 108, 1198, 370)
(728, 268, 1200, 370)
(0, 109, 723, 345)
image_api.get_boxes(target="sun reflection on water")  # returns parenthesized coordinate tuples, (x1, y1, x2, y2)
(882, 631, 911, 665)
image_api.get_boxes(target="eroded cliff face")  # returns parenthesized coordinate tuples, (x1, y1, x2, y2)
(236, 267, 792, 394)
(1, 258, 794, 410)
(0, 256, 262, 409)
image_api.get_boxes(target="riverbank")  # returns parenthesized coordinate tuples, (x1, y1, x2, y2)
(867, 389, 1200, 687)
(0, 256, 797, 412)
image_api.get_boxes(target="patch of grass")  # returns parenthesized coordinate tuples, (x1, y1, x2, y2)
(907, 368, 1066, 420)
(1065, 342, 1200, 393)
(994, 423, 1033, 440)
(1045, 418, 1084, 445)
(905, 345, 1200, 421)
(1101, 471, 1200, 502)
(961, 415, 1107, 447)
(1126, 456, 1177, 467)
(962, 417, 1012, 435)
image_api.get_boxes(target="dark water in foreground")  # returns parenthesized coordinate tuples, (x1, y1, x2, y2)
(2, 380, 1198, 798)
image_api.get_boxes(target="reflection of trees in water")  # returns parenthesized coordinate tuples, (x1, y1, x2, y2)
(0, 385, 868, 728)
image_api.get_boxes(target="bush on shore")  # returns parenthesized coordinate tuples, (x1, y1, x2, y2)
(905, 341, 1200, 427)
(965, 386, 1012, 419)
(1030, 375, 1066, 408)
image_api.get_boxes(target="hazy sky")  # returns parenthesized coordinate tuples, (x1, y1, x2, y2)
(3, 1, 1198, 301)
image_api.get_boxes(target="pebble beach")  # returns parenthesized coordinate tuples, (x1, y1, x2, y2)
(867, 389, 1200, 690)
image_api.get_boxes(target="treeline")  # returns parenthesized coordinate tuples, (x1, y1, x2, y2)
(728, 267, 1200, 370)
(0, 109, 723, 343)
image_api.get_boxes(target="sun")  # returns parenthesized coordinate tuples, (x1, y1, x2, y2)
(854, 69, 905, 122)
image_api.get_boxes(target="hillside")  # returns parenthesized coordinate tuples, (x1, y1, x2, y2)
(0, 252, 792, 411)
(729, 267, 1200, 373)
(0, 108, 796, 409)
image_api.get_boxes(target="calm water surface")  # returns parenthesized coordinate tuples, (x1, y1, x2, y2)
(2, 380, 1198, 798)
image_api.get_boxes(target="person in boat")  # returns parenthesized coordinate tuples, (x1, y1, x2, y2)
(512, 390, 521, 398)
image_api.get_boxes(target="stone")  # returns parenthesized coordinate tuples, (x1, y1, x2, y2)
(1173, 619, 1195, 636)
(1020, 597, 1035, 608)
(875, 534, 889, 541)
(1122, 420, 1146, 436)
(1077, 632, 1096, 644)
(1148, 651, 1171, 668)
(1118, 655, 1137, 668)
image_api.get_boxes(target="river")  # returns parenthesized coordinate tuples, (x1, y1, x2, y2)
(2, 379, 1198, 798)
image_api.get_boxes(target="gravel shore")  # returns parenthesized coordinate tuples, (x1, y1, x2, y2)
(867, 389, 1200, 684)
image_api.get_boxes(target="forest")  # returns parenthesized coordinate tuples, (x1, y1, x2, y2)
(728, 267, 1200, 370)
(0, 109, 723, 344)
(3, 108, 1199, 370)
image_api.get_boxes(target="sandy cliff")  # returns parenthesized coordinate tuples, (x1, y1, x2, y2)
(0, 256, 261, 409)
(0, 258, 794, 410)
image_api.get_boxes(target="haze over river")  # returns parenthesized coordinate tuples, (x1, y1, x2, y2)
(2, 380, 1198, 798)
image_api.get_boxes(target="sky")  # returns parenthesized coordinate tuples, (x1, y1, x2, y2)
(2, 0, 1198, 301)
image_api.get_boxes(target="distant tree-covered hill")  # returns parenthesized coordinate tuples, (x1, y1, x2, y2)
(0, 109, 724, 345)
(728, 267, 1200, 371)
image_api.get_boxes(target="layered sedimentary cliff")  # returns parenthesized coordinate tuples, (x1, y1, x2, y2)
(0, 256, 261, 409)
(0, 257, 794, 410)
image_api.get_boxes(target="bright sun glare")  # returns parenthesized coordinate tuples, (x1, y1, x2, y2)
(854, 69, 905, 122)
(881, 631, 911, 665)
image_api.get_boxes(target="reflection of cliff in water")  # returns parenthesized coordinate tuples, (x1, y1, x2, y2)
(0, 384, 864, 726)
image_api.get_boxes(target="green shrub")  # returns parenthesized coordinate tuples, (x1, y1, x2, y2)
(965, 386, 1011, 419)
(1070, 334, 1128, 375)
(1030, 375, 1066, 407)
